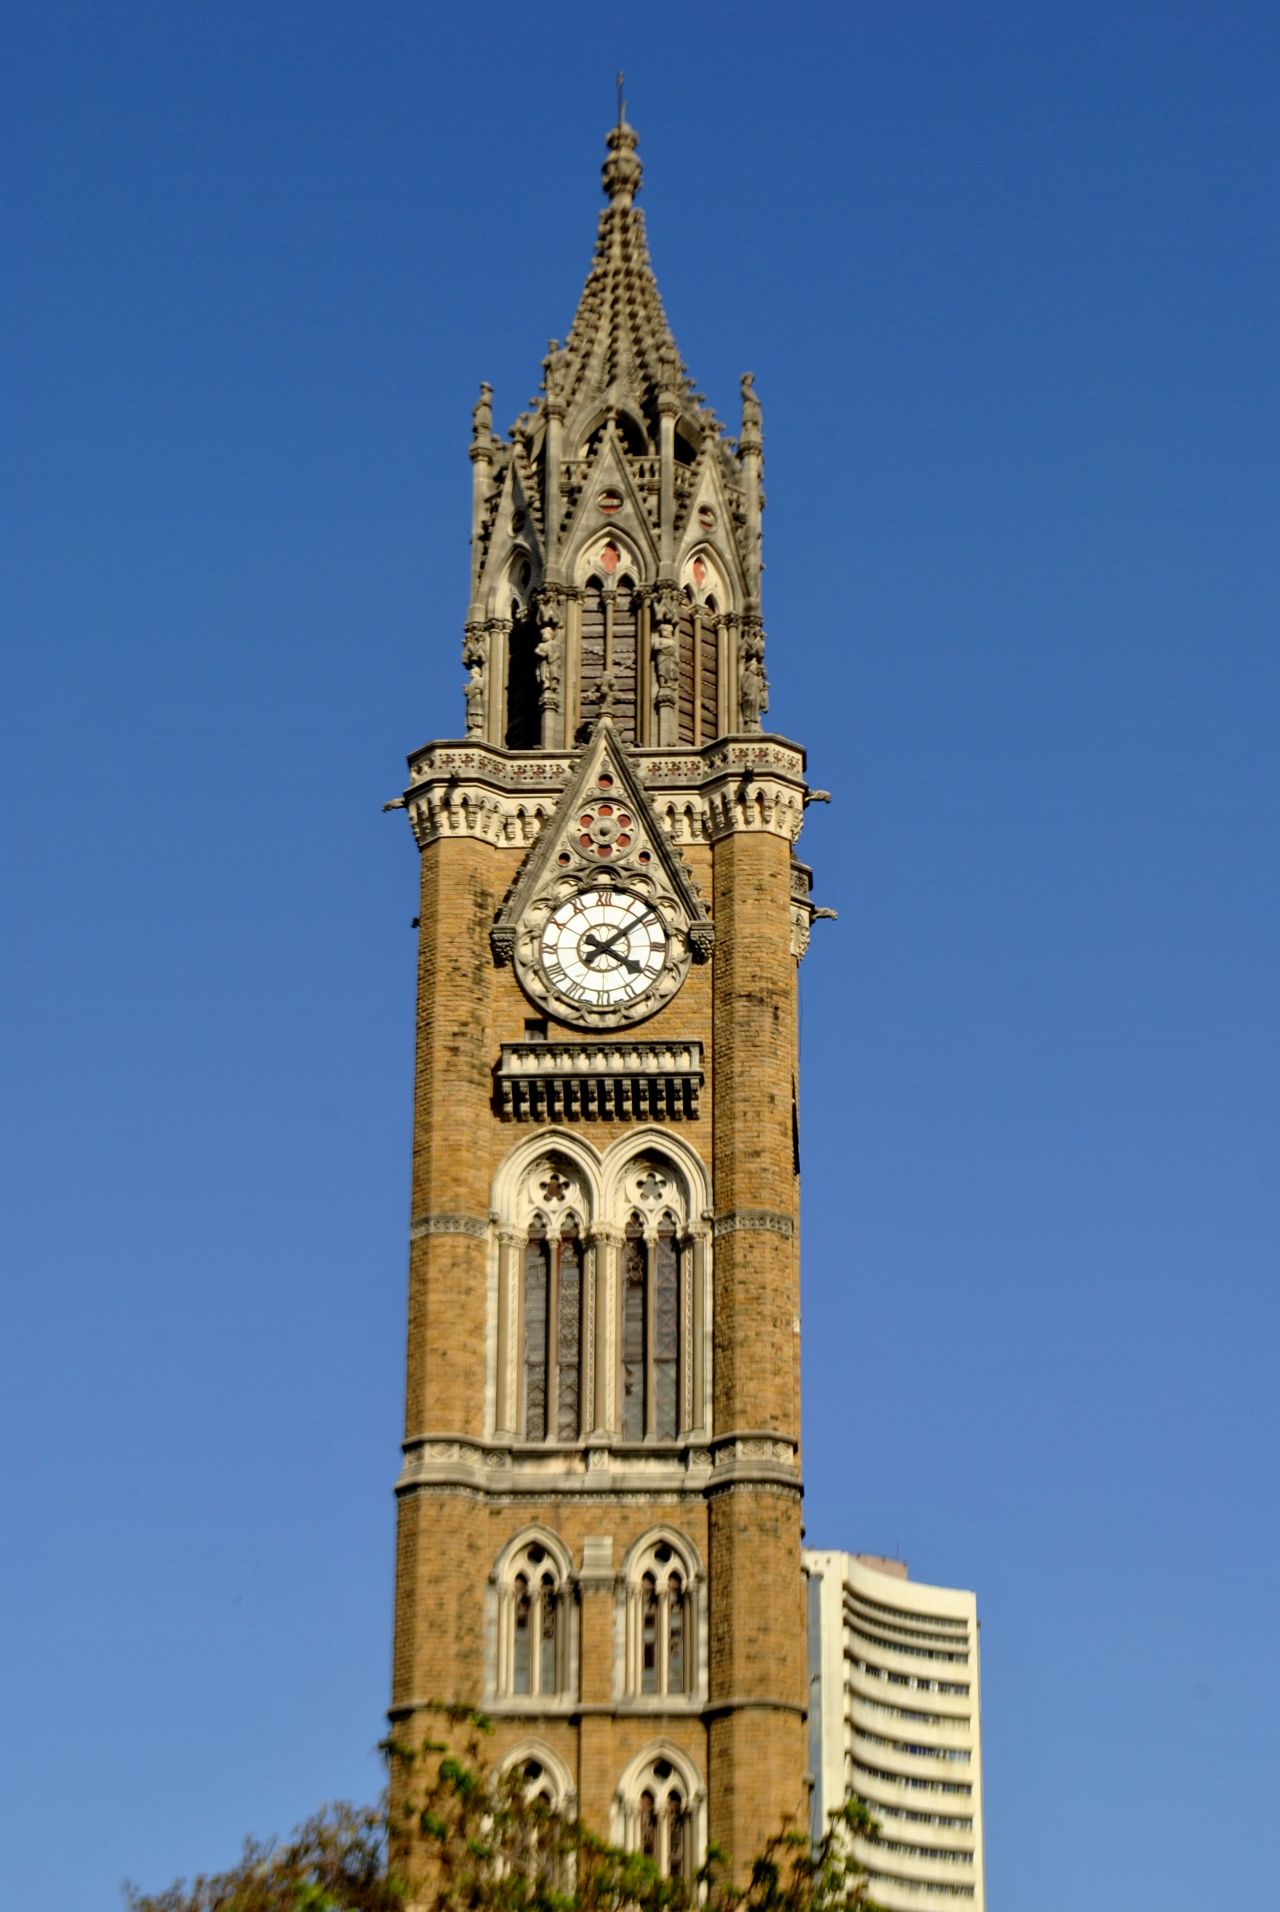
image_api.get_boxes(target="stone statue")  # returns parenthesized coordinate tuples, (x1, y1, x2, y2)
(464, 662, 485, 736)
(471, 382, 492, 442)
(739, 654, 768, 732)
(653, 626, 679, 693)
(740, 371, 762, 441)
(534, 589, 564, 719)
(535, 629, 562, 710)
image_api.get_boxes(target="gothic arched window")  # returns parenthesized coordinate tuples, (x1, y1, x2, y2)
(620, 1208, 683, 1442)
(506, 601, 541, 748)
(624, 1534, 699, 1700)
(578, 568, 639, 740)
(498, 1539, 570, 1699)
(522, 1213, 585, 1442)
(615, 1750, 701, 1880)
(495, 1745, 575, 1885)
(492, 1135, 711, 1450)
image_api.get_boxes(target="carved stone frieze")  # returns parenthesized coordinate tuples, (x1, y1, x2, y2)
(401, 736, 809, 852)
(704, 777, 803, 843)
(406, 735, 804, 787)
(409, 1212, 489, 1240)
(712, 1207, 794, 1239)
(407, 788, 554, 851)
(704, 1479, 803, 1503)
(396, 1433, 743, 1498)
(408, 745, 575, 786)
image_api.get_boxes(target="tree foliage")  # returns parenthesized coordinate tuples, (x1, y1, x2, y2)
(126, 1707, 882, 1912)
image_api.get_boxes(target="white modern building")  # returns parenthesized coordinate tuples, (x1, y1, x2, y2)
(805, 1551, 985, 1910)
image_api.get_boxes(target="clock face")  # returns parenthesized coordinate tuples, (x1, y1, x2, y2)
(539, 889, 669, 1012)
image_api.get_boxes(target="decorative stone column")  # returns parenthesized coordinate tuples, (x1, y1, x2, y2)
(493, 1226, 524, 1438)
(485, 615, 511, 746)
(689, 1220, 711, 1439)
(589, 1226, 620, 1437)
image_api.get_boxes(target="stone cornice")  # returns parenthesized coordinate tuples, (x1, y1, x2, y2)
(403, 734, 809, 849)
(713, 1207, 794, 1239)
(396, 1431, 800, 1497)
(409, 1212, 489, 1240)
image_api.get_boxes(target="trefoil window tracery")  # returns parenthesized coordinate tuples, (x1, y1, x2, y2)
(495, 1537, 572, 1701)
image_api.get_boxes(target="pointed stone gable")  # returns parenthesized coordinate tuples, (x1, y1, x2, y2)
(557, 423, 658, 574)
(491, 717, 713, 971)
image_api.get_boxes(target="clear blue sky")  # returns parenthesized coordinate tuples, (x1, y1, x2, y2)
(3, 3, 1277, 1906)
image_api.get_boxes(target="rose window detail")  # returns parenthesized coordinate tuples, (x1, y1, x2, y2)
(577, 799, 635, 860)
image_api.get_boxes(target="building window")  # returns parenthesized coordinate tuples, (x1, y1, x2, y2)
(623, 1533, 700, 1701)
(497, 1538, 571, 1699)
(640, 1561, 687, 1695)
(620, 1209, 683, 1441)
(495, 1745, 575, 1884)
(578, 572, 639, 741)
(491, 1136, 711, 1448)
(615, 1751, 701, 1880)
(522, 1213, 585, 1441)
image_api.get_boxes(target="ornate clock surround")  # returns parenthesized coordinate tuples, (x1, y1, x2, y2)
(490, 723, 715, 1032)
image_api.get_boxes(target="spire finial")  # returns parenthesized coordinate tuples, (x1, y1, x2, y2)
(616, 69, 625, 126)
(602, 103, 642, 208)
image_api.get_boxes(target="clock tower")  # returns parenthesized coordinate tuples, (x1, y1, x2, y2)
(390, 116, 821, 1876)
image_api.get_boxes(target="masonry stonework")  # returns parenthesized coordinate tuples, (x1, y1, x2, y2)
(390, 117, 824, 1881)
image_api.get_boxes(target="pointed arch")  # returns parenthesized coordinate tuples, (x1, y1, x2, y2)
(577, 408, 652, 459)
(605, 1139, 699, 1442)
(491, 1527, 576, 1702)
(618, 1528, 705, 1703)
(491, 1137, 599, 1445)
(496, 1739, 576, 1814)
(490, 1130, 711, 1446)
(495, 1741, 576, 1886)
(492, 1134, 604, 1222)
(601, 1129, 709, 1218)
(613, 1742, 705, 1879)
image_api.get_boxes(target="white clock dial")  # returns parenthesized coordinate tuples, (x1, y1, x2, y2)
(539, 890, 669, 1011)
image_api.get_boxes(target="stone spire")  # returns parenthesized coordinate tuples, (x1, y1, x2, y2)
(542, 119, 701, 448)
(462, 121, 768, 750)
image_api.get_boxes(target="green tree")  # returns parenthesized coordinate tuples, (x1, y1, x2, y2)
(126, 1707, 882, 1912)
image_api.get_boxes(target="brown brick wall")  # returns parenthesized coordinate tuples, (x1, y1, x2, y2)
(393, 809, 808, 1883)
(710, 829, 801, 1439)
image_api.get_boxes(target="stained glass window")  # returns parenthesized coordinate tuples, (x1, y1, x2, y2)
(622, 1219, 647, 1439)
(639, 1791, 658, 1861)
(641, 1570, 659, 1694)
(512, 1573, 531, 1694)
(667, 1571, 686, 1693)
(667, 1793, 686, 1877)
(539, 1570, 558, 1693)
(654, 1223, 680, 1439)
(556, 1221, 582, 1440)
(523, 1224, 549, 1440)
